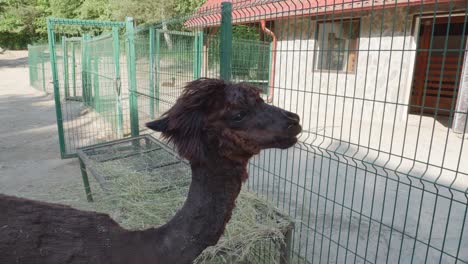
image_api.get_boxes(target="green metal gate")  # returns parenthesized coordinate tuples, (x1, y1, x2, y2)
(47, 18, 138, 158)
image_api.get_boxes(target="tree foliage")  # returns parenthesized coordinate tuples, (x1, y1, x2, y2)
(0, 0, 206, 49)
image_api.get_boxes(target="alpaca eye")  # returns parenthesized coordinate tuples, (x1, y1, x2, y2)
(232, 111, 247, 122)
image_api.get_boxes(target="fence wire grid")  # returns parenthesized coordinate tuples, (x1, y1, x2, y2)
(28, 0, 468, 263)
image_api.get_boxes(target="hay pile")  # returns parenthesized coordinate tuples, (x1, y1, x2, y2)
(86, 147, 293, 264)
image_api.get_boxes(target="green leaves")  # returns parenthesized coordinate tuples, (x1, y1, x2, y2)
(77, 0, 111, 21)
(0, 0, 205, 49)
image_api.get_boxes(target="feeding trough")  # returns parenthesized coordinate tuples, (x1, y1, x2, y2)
(77, 135, 294, 263)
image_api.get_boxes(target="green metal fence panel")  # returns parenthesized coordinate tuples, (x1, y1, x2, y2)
(133, 25, 201, 125)
(28, 45, 36, 89)
(46, 18, 131, 158)
(28, 44, 51, 93)
(231, 38, 271, 93)
(133, 1, 468, 263)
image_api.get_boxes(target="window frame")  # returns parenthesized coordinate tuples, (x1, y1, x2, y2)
(314, 17, 361, 74)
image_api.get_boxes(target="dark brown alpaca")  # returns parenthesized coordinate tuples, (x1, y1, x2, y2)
(0, 78, 301, 264)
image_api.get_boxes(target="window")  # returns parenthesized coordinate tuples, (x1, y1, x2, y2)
(316, 19, 360, 73)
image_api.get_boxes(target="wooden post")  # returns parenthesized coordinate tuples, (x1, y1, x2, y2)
(280, 223, 294, 264)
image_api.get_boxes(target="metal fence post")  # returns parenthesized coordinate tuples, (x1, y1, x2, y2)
(27, 45, 33, 86)
(93, 43, 100, 111)
(193, 31, 203, 79)
(47, 19, 67, 158)
(198, 32, 204, 78)
(82, 34, 90, 105)
(86, 36, 93, 105)
(71, 42, 76, 97)
(62, 36, 69, 98)
(85, 35, 92, 106)
(81, 35, 87, 102)
(155, 30, 161, 115)
(220, 2, 232, 81)
(126, 17, 140, 137)
(41, 49, 46, 92)
(149, 27, 156, 119)
(112, 27, 124, 138)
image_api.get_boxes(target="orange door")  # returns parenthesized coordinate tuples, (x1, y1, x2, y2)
(411, 16, 467, 116)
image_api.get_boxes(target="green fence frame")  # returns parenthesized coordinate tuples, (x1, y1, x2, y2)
(46, 17, 137, 158)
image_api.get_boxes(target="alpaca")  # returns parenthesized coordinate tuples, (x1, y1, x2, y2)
(0, 78, 301, 264)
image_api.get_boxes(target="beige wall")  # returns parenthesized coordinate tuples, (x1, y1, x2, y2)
(271, 7, 419, 135)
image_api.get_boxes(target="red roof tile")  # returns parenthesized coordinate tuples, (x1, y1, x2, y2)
(186, 0, 458, 28)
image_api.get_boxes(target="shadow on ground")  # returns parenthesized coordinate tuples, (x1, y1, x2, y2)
(0, 56, 28, 68)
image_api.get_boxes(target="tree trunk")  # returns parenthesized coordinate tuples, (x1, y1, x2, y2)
(162, 21, 173, 50)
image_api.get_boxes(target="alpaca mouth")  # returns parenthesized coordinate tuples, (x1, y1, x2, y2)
(288, 123, 302, 136)
(276, 124, 301, 149)
(272, 136, 299, 149)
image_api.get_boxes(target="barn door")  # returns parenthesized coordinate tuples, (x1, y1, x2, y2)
(411, 16, 467, 116)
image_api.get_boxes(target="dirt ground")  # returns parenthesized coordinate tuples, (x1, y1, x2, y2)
(0, 50, 97, 211)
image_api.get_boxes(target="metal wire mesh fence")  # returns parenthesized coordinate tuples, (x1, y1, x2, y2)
(43, 18, 134, 158)
(30, 0, 468, 262)
(150, 1, 468, 263)
(28, 44, 54, 94)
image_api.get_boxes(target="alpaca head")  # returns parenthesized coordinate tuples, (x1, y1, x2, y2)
(147, 78, 301, 167)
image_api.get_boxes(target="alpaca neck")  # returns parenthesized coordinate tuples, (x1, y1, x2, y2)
(138, 158, 245, 263)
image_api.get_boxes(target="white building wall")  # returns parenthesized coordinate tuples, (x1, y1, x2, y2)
(272, 8, 418, 145)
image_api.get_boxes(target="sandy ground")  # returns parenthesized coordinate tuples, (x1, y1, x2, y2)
(0, 50, 97, 211)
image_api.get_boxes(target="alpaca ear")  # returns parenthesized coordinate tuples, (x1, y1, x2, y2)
(147, 112, 206, 161)
(146, 117, 169, 133)
(168, 110, 206, 161)
(150, 78, 226, 161)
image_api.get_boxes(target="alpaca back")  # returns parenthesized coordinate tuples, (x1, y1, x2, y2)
(0, 194, 124, 264)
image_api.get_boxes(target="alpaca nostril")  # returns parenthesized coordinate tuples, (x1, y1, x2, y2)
(281, 111, 300, 123)
(291, 114, 300, 122)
